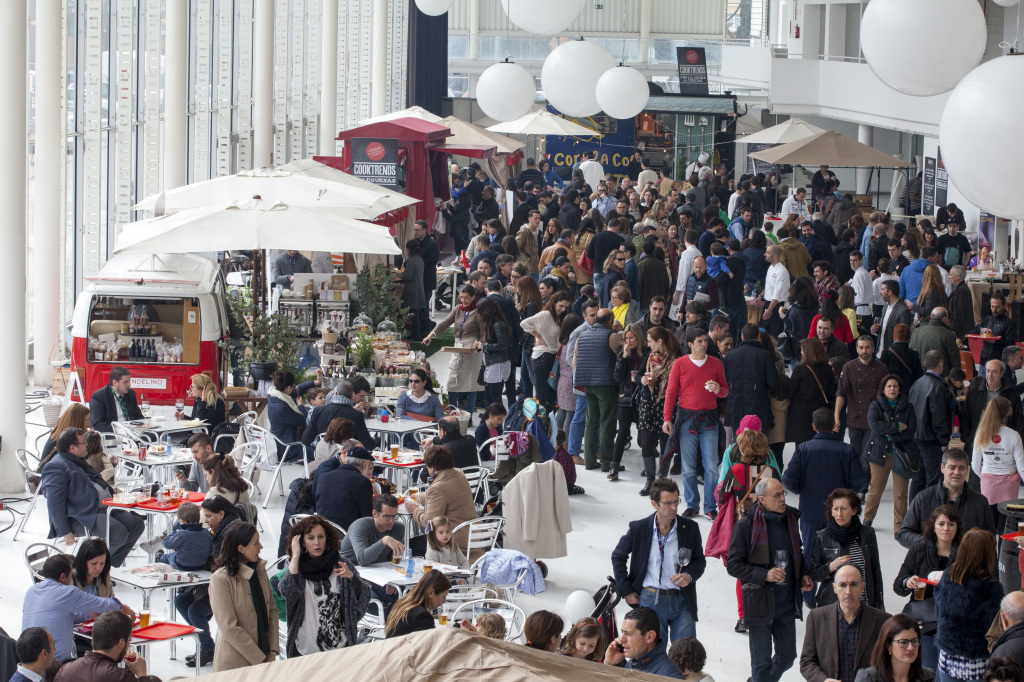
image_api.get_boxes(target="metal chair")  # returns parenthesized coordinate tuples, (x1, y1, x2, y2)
(449, 598, 526, 642)
(214, 411, 258, 453)
(477, 434, 512, 473)
(357, 597, 388, 640)
(13, 449, 42, 541)
(467, 555, 529, 603)
(244, 424, 309, 509)
(452, 516, 506, 557)
(288, 513, 311, 526)
(266, 554, 290, 654)
(413, 428, 439, 447)
(23, 542, 64, 583)
(445, 583, 500, 606)
(461, 466, 490, 514)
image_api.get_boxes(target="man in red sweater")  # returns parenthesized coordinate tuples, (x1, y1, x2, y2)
(663, 327, 729, 519)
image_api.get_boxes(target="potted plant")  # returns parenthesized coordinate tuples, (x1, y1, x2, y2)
(350, 331, 376, 373)
(355, 263, 409, 332)
(226, 294, 304, 382)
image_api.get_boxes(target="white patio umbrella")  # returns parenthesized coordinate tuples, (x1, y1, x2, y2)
(357, 105, 444, 126)
(133, 159, 417, 220)
(114, 197, 402, 257)
(737, 118, 825, 145)
(486, 110, 602, 137)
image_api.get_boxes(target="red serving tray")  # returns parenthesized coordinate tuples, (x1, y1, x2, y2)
(102, 497, 154, 508)
(919, 578, 938, 586)
(1002, 531, 1021, 541)
(132, 622, 197, 640)
(373, 453, 424, 468)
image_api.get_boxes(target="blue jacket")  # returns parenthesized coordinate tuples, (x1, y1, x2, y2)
(314, 462, 372, 531)
(625, 640, 684, 679)
(162, 523, 214, 570)
(935, 573, 1004, 659)
(898, 258, 929, 302)
(40, 452, 104, 538)
(611, 512, 707, 622)
(782, 433, 867, 528)
(478, 548, 545, 596)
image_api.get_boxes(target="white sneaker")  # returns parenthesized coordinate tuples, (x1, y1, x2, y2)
(140, 537, 165, 554)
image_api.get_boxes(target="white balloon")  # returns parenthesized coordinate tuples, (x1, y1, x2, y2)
(500, 0, 585, 35)
(477, 61, 536, 122)
(596, 66, 650, 120)
(565, 590, 594, 624)
(541, 40, 616, 118)
(940, 55, 1024, 219)
(414, 0, 453, 16)
(860, 0, 986, 96)
(992, 0, 1020, 6)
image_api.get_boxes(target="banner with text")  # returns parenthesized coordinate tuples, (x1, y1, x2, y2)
(676, 47, 710, 96)
(351, 138, 399, 189)
(923, 156, 936, 217)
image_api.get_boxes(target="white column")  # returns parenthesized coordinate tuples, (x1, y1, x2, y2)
(638, 0, 651, 64)
(254, 0, 275, 168)
(468, 0, 479, 60)
(0, 0, 27, 489)
(165, 0, 188, 188)
(319, 0, 339, 155)
(371, 0, 388, 117)
(857, 124, 873, 194)
(32, 0, 63, 387)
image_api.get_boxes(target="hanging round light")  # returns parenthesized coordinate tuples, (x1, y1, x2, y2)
(939, 55, 1024, 219)
(413, 0, 453, 16)
(595, 65, 649, 120)
(500, 0, 585, 35)
(860, 0, 986, 96)
(541, 39, 616, 118)
(477, 59, 536, 122)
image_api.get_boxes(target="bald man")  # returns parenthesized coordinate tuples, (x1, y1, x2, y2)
(992, 591, 1024, 668)
(800, 564, 891, 682)
(683, 256, 719, 312)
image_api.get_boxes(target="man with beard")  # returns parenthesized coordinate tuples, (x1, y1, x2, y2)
(55, 611, 148, 681)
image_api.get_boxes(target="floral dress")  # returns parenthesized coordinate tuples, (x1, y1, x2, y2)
(637, 351, 677, 432)
(556, 344, 576, 411)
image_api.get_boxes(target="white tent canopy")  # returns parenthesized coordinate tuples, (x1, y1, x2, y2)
(357, 105, 443, 126)
(737, 118, 825, 145)
(748, 130, 914, 168)
(487, 110, 601, 137)
(114, 197, 402, 256)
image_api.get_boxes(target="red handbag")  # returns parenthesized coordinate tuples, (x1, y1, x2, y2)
(577, 250, 594, 275)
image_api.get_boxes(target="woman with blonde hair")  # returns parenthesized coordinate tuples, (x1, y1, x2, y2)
(598, 250, 627, 307)
(384, 569, 452, 638)
(176, 373, 227, 432)
(917, 264, 948, 321)
(40, 402, 91, 466)
(643, 199, 668, 228)
(971, 396, 1024, 519)
(837, 285, 859, 339)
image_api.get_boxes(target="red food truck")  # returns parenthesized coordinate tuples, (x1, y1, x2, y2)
(70, 253, 231, 405)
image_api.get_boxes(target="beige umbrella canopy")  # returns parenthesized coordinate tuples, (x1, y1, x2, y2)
(487, 110, 602, 137)
(738, 117, 824, 145)
(357, 105, 444, 126)
(440, 115, 525, 155)
(748, 130, 914, 168)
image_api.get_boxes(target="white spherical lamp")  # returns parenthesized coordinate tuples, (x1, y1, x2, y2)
(596, 65, 649, 120)
(939, 55, 1024, 219)
(477, 60, 536, 122)
(565, 590, 594, 624)
(860, 0, 986, 96)
(500, 0, 585, 35)
(541, 39, 616, 118)
(414, 0, 453, 16)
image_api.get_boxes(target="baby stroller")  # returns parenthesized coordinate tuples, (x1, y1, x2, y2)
(592, 576, 622, 645)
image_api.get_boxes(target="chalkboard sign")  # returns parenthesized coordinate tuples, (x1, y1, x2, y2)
(747, 143, 776, 177)
(935, 149, 948, 210)
(676, 47, 710, 96)
(923, 156, 936, 216)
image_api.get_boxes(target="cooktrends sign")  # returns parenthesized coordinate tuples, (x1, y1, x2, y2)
(351, 138, 399, 188)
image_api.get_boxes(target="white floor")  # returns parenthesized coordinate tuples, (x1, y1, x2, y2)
(8, 357, 912, 681)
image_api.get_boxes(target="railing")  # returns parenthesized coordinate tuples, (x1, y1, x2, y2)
(769, 45, 867, 64)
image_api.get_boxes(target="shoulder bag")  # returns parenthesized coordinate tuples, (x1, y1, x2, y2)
(805, 365, 830, 405)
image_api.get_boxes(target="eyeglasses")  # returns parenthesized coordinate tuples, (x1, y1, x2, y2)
(658, 499, 681, 507)
(409, 379, 422, 384)
(379, 513, 398, 521)
(74, 440, 87, 446)
(894, 638, 921, 649)
(615, 257, 626, 262)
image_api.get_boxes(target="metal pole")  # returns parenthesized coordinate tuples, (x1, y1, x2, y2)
(319, 0, 339, 156)
(254, 0, 275, 167)
(165, 0, 188, 188)
(371, 0, 388, 117)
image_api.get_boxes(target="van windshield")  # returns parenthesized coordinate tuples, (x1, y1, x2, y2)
(86, 295, 201, 365)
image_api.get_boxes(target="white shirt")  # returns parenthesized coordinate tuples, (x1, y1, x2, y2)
(675, 244, 701, 293)
(295, 577, 346, 655)
(939, 264, 952, 295)
(877, 301, 897, 358)
(14, 666, 44, 682)
(727, 192, 742, 219)
(579, 159, 605, 192)
(764, 262, 790, 304)
(850, 267, 873, 316)
(972, 426, 1024, 477)
(637, 169, 658, 190)
(644, 517, 679, 590)
(780, 195, 811, 221)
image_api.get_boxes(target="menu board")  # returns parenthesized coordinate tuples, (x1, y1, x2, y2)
(676, 47, 710, 96)
(935, 149, 948, 210)
(923, 156, 936, 217)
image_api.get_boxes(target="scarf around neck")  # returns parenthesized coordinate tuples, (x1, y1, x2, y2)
(299, 549, 341, 582)
(60, 451, 114, 496)
(827, 515, 863, 546)
(749, 503, 802, 569)
(459, 298, 478, 313)
(269, 386, 304, 415)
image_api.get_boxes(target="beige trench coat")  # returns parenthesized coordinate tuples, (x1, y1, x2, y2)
(209, 559, 280, 672)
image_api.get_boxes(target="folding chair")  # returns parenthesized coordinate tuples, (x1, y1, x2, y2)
(244, 424, 309, 509)
(461, 466, 490, 514)
(452, 516, 506, 557)
(14, 449, 42, 541)
(449, 598, 526, 642)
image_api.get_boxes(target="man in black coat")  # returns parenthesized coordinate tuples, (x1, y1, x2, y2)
(908, 351, 954, 495)
(724, 324, 779, 434)
(873, 280, 913, 356)
(887, 241, 910, 277)
(716, 239, 748, 339)
(473, 186, 500, 225)
(833, 229, 856, 286)
(948, 265, 976, 339)
(611, 478, 706, 644)
(302, 379, 374, 449)
(991, 591, 1024, 669)
(424, 416, 479, 470)
(959, 359, 1024, 458)
(972, 292, 1018, 365)
(414, 220, 439, 310)
(484, 279, 522, 404)
(314, 446, 374, 530)
(896, 447, 996, 549)
(89, 366, 143, 433)
(727, 478, 814, 682)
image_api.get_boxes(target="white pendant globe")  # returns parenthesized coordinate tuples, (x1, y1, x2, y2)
(860, 0, 986, 96)
(596, 65, 649, 120)
(541, 40, 616, 118)
(500, 0, 585, 35)
(477, 60, 536, 122)
(413, 0, 453, 16)
(939, 55, 1024, 219)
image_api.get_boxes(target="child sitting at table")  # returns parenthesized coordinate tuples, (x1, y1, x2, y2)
(474, 613, 507, 640)
(305, 387, 327, 425)
(154, 502, 213, 571)
(424, 515, 471, 569)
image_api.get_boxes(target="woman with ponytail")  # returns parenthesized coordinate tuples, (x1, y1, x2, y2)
(202, 454, 250, 504)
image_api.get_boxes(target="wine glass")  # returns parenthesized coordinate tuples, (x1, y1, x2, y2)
(140, 397, 151, 417)
(774, 550, 789, 570)
(676, 548, 692, 573)
(174, 396, 185, 412)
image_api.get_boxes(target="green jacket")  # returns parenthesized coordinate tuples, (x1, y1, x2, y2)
(908, 320, 959, 377)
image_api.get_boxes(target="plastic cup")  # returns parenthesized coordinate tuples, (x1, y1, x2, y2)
(390, 444, 400, 459)
(423, 561, 433, 573)
(139, 611, 151, 627)
(913, 585, 927, 601)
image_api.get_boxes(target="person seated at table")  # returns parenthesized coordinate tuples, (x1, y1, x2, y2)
(279, 514, 371, 657)
(524, 610, 565, 652)
(174, 496, 241, 669)
(202, 453, 250, 505)
(22, 554, 133, 663)
(176, 433, 215, 494)
(475, 613, 508, 640)
(268, 370, 318, 463)
(11, 626, 56, 682)
(311, 417, 356, 474)
(424, 515, 471, 569)
(53, 611, 148, 682)
(396, 369, 444, 423)
(88, 367, 143, 434)
(72, 539, 116, 605)
(304, 387, 327, 426)
(83, 431, 116, 486)
(39, 403, 91, 467)
(154, 502, 214, 571)
(40, 428, 145, 567)
(383, 570, 452, 639)
(314, 446, 373, 531)
(174, 373, 227, 433)
(340, 493, 406, 611)
(474, 403, 506, 455)
(403, 445, 479, 559)
(208, 523, 279, 672)
(426, 416, 480, 470)
(303, 379, 374, 452)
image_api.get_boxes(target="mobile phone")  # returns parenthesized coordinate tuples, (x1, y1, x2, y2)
(615, 642, 625, 653)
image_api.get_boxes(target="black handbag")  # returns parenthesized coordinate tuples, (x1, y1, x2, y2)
(901, 597, 937, 635)
(892, 441, 921, 475)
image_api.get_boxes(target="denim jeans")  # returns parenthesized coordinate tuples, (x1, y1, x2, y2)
(679, 423, 719, 514)
(594, 272, 608, 306)
(484, 380, 504, 406)
(569, 393, 588, 456)
(639, 589, 696, 643)
(748, 611, 797, 682)
(449, 391, 477, 414)
(914, 442, 945, 500)
(175, 588, 215, 652)
(921, 633, 938, 672)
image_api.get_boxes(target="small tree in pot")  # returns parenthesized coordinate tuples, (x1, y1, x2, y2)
(355, 263, 409, 332)
(226, 294, 303, 381)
